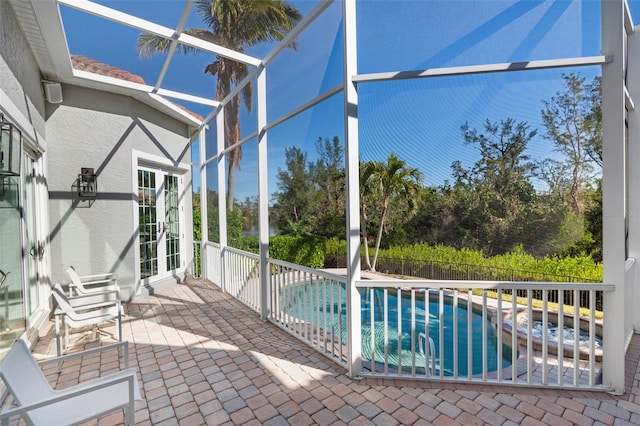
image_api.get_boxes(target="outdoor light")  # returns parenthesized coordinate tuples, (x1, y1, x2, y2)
(0, 114, 21, 197)
(0, 114, 21, 178)
(78, 167, 97, 198)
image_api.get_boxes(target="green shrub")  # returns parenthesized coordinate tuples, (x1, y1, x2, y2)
(270, 235, 326, 268)
(325, 237, 347, 256)
(230, 236, 259, 254)
(375, 243, 603, 282)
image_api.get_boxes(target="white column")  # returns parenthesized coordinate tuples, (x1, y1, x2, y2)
(217, 107, 228, 293)
(198, 126, 208, 280)
(257, 66, 270, 320)
(343, 0, 361, 378)
(627, 21, 640, 334)
(602, 0, 627, 395)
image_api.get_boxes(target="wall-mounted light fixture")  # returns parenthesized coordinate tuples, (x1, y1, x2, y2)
(78, 167, 97, 198)
(0, 114, 22, 196)
(0, 114, 21, 177)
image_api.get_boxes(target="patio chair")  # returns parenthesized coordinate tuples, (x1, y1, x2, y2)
(66, 266, 120, 297)
(0, 339, 141, 425)
(51, 284, 122, 356)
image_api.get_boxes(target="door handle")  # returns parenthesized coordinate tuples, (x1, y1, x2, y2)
(37, 241, 45, 261)
(29, 242, 45, 260)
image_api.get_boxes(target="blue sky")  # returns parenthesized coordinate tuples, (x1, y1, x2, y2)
(59, 0, 640, 202)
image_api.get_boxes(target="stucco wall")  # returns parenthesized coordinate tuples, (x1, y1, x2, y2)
(46, 85, 194, 299)
(0, 1, 46, 136)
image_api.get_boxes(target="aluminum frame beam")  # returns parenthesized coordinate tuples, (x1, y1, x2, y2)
(353, 56, 610, 84)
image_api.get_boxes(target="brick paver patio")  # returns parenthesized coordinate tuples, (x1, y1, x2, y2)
(31, 280, 640, 425)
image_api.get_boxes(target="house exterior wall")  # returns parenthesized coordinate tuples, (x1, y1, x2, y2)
(0, 0, 46, 137)
(46, 85, 194, 300)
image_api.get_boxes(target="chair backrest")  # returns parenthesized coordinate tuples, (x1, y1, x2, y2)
(51, 284, 81, 321)
(66, 266, 81, 286)
(0, 339, 54, 407)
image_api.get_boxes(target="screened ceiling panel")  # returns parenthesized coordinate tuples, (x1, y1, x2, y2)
(161, 52, 219, 102)
(266, 0, 343, 123)
(356, 0, 601, 75)
(60, 5, 165, 84)
(92, 0, 186, 28)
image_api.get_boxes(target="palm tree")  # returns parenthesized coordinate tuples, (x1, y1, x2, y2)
(138, 0, 301, 210)
(359, 160, 380, 270)
(369, 154, 423, 271)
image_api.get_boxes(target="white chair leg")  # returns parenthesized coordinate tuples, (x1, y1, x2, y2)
(65, 322, 70, 352)
(117, 308, 122, 341)
(125, 400, 135, 425)
(55, 314, 62, 357)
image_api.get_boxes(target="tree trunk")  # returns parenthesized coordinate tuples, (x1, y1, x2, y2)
(361, 204, 371, 270)
(227, 152, 236, 210)
(225, 97, 241, 211)
(371, 201, 389, 271)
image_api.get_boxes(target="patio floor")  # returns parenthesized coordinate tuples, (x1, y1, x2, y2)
(32, 279, 640, 425)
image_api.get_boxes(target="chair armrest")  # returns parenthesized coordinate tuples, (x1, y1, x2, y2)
(38, 341, 129, 368)
(54, 302, 119, 317)
(71, 278, 117, 287)
(0, 370, 140, 421)
(77, 273, 114, 281)
(66, 292, 120, 308)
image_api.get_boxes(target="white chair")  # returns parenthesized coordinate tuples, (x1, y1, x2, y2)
(0, 339, 141, 425)
(51, 284, 122, 356)
(66, 266, 120, 297)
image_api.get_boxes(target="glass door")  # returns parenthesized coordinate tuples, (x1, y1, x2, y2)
(138, 169, 157, 279)
(23, 153, 40, 317)
(0, 163, 25, 352)
(138, 167, 183, 282)
(164, 175, 181, 271)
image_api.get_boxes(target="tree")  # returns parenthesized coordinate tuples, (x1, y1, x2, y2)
(271, 137, 346, 238)
(272, 146, 315, 233)
(138, 0, 301, 210)
(365, 154, 423, 271)
(541, 73, 601, 216)
(452, 119, 538, 255)
(309, 137, 346, 238)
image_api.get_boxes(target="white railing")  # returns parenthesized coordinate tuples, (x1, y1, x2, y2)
(268, 258, 349, 368)
(204, 242, 222, 285)
(203, 247, 614, 389)
(225, 247, 260, 313)
(357, 280, 613, 389)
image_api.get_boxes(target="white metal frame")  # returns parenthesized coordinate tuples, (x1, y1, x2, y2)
(10, 0, 635, 391)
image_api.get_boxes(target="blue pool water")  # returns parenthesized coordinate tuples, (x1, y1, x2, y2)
(279, 282, 512, 376)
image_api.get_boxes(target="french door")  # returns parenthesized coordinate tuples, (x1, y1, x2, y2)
(23, 152, 43, 319)
(138, 166, 184, 282)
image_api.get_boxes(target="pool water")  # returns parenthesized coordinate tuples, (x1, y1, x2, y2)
(279, 282, 512, 376)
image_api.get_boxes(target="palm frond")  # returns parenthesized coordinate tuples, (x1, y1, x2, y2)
(137, 32, 204, 59)
(204, 60, 220, 77)
(183, 28, 225, 47)
(137, 33, 173, 59)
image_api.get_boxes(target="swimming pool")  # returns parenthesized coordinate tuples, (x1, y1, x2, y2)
(278, 281, 512, 376)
